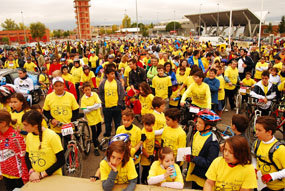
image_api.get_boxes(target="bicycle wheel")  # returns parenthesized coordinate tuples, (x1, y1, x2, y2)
(63, 144, 83, 177)
(186, 120, 196, 147)
(79, 121, 91, 155)
(212, 128, 224, 144)
(235, 95, 242, 114)
(246, 118, 257, 147)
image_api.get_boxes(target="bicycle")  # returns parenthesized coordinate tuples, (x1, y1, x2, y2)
(271, 98, 285, 140)
(235, 85, 251, 114)
(59, 120, 91, 177)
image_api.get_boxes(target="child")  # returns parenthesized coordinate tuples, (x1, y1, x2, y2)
(204, 136, 258, 191)
(152, 64, 172, 101)
(185, 109, 220, 189)
(152, 97, 167, 144)
(61, 65, 74, 84)
(116, 109, 143, 183)
(269, 67, 281, 85)
(176, 66, 188, 95)
(0, 110, 28, 191)
(181, 71, 211, 109)
(148, 147, 184, 189)
(23, 110, 65, 182)
(254, 56, 269, 81)
(100, 139, 137, 191)
(81, 82, 103, 156)
(216, 65, 225, 117)
(162, 108, 186, 160)
(139, 82, 154, 115)
(241, 72, 256, 103)
(80, 65, 97, 89)
(231, 114, 249, 138)
(169, 82, 180, 108)
(30, 104, 48, 128)
(204, 69, 220, 112)
(10, 93, 30, 137)
(254, 116, 285, 191)
(38, 66, 50, 89)
(141, 113, 156, 184)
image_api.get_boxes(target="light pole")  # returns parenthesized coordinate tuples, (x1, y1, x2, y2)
(258, 0, 264, 51)
(136, 0, 139, 41)
(217, 3, 219, 36)
(199, 4, 202, 37)
(21, 11, 27, 44)
(229, 9, 232, 48)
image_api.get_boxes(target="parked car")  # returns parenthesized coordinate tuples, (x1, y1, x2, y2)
(0, 69, 41, 104)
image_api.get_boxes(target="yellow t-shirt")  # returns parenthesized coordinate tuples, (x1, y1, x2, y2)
(119, 62, 128, 70)
(181, 82, 211, 109)
(152, 76, 172, 99)
(273, 62, 283, 71)
(116, 124, 142, 165)
(104, 80, 118, 108)
(141, 128, 155, 166)
(216, 75, 225, 101)
(4, 60, 19, 69)
(186, 131, 211, 186)
(70, 66, 82, 84)
(26, 129, 63, 175)
(224, 66, 239, 90)
(255, 139, 285, 190)
(89, 55, 98, 68)
(201, 57, 210, 70)
(161, 126, 186, 158)
(169, 88, 180, 107)
(43, 92, 79, 133)
(242, 78, 256, 87)
(80, 71, 95, 88)
(184, 76, 194, 88)
(100, 158, 138, 184)
(80, 92, 103, 126)
(82, 57, 88, 65)
(206, 157, 258, 190)
(279, 71, 285, 83)
(24, 62, 37, 72)
(62, 73, 74, 84)
(10, 110, 27, 133)
(0, 102, 11, 112)
(255, 62, 269, 79)
(39, 74, 49, 86)
(148, 161, 184, 185)
(139, 94, 154, 115)
(124, 66, 132, 86)
(152, 110, 166, 143)
(176, 73, 188, 94)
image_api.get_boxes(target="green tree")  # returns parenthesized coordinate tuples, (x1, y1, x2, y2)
(30, 22, 46, 41)
(279, 16, 285, 33)
(165, 21, 181, 32)
(122, 15, 131, 28)
(112, 25, 118, 33)
(18, 22, 28, 30)
(1, 18, 18, 30)
(63, 30, 70, 38)
(1, 37, 9, 44)
(53, 30, 62, 38)
(149, 23, 154, 29)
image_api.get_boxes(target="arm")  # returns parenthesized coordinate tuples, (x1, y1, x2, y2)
(147, 68, 155, 79)
(161, 182, 184, 189)
(192, 143, 219, 169)
(68, 82, 78, 100)
(25, 152, 32, 171)
(148, 174, 165, 185)
(181, 86, 191, 103)
(102, 170, 118, 191)
(43, 110, 53, 121)
(250, 85, 265, 100)
(270, 169, 285, 181)
(206, 85, 212, 109)
(87, 103, 102, 111)
(71, 109, 79, 122)
(203, 179, 215, 191)
(211, 80, 220, 92)
(168, 86, 172, 98)
(122, 178, 137, 191)
(45, 151, 65, 176)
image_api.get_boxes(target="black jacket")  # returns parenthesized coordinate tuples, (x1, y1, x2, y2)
(238, 56, 254, 74)
(129, 66, 146, 89)
(191, 133, 219, 179)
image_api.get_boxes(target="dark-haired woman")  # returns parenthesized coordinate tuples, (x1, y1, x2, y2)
(204, 136, 257, 191)
(0, 110, 28, 191)
(22, 110, 65, 183)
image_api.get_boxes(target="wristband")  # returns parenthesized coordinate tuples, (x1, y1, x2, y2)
(29, 169, 35, 175)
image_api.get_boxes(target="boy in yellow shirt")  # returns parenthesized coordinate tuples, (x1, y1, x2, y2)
(24, 57, 37, 72)
(152, 97, 167, 144)
(116, 109, 143, 183)
(80, 65, 97, 88)
(152, 65, 172, 101)
(241, 72, 256, 103)
(38, 66, 50, 90)
(141, 113, 156, 184)
(81, 82, 103, 156)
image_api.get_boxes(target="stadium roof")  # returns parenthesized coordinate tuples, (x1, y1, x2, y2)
(185, 9, 260, 27)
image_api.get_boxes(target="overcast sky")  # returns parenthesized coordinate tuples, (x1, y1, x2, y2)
(0, 0, 284, 30)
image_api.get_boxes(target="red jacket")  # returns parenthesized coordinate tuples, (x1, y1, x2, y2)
(0, 127, 29, 181)
(49, 63, 62, 76)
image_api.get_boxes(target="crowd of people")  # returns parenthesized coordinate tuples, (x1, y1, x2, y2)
(0, 37, 284, 191)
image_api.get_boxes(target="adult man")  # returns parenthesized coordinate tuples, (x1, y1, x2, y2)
(14, 68, 34, 104)
(129, 58, 146, 92)
(147, 57, 159, 84)
(237, 49, 254, 80)
(188, 50, 205, 72)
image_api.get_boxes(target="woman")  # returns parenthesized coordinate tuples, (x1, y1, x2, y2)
(164, 62, 177, 85)
(22, 110, 65, 182)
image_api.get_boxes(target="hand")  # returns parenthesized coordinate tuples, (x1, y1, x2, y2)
(29, 171, 41, 183)
(263, 98, 268, 104)
(262, 174, 272, 183)
(184, 154, 194, 162)
(177, 91, 181, 96)
(180, 102, 185, 107)
(148, 155, 155, 163)
(51, 119, 59, 126)
(164, 167, 174, 179)
(40, 171, 48, 179)
(90, 176, 100, 182)
(108, 162, 117, 172)
(141, 134, 146, 142)
(242, 64, 247, 68)
(229, 82, 233, 86)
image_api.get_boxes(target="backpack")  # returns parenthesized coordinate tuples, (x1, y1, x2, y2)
(254, 140, 285, 171)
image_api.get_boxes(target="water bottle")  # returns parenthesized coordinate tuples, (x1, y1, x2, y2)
(169, 165, 177, 178)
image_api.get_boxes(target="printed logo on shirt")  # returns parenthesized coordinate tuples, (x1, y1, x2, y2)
(215, 180, 243, 191)
(52, 106, 69, 115)
(0, 149, 15, 162)
(29, 152, 46, 167)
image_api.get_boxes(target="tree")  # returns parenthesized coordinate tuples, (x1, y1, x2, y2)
(53, 30, 62, 38)
(1, 18, 18, 30)
(267, 22, 273, 33)
(122, 15, 131, 28)
(18, 22, 28, 30)
(30, 22, 46, 41)
(279, 16, 285, 33)
(165, 21, 182, 32)
(1, 37, 9, 44)
(149, 23, 154, 29)
(112, 25, 118, 33)
(63, 30, 70, 38)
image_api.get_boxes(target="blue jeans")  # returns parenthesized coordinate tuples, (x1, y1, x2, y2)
(103, 106, 122, 137)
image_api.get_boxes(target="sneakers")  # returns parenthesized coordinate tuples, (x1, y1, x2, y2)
(94, 148, 100, 156)
(224, 108, 229, 112)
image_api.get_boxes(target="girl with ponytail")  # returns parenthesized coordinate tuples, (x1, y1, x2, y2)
(22, 110, 65, 183)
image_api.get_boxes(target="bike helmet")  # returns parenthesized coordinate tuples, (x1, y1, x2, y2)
(109, 133, 130, 145)
(0, 85, 15, 97)
(197, 109, 221, 122)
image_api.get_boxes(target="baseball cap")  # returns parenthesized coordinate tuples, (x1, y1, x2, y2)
(108, 55, 115, 59)
(52, 77, 64, 85)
